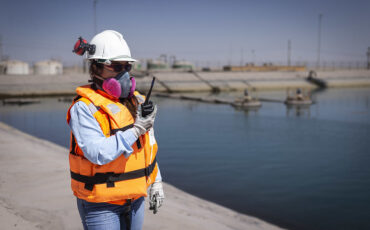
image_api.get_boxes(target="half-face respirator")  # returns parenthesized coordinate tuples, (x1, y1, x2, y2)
(96, 71, 136, 99)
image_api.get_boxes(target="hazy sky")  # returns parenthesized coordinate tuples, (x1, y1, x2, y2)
(1, 0, 369, 67)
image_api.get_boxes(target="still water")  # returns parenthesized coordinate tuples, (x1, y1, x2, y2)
(1, 88, 369, 230)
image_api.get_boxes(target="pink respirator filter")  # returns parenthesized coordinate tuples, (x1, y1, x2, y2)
(102, 78, 121, 98)
(129, 77, 136, 98)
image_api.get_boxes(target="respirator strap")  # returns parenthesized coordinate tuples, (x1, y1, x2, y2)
(89, 75, 104, 90)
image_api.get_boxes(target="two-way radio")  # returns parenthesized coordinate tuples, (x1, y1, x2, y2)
(141, 77, 156, 117)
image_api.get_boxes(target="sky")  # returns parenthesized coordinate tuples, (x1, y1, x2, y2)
(0, 0, 369, 67)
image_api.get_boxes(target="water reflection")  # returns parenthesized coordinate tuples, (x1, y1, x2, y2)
(234, 106, 260, 116)
(57, 97, 74, 103)
(286, 104, 311, 117)
(184, 101, 201, 111)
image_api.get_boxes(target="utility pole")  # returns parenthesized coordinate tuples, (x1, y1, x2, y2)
(0, 34, 4, 62)
(0, 35, 3, 62)
(83, 0, 98, 73)
(287, 40, 291, 66)
(367, 47, 370, 70)
(240, 48, 244, 66)
(251, 49, 255, 65)
(317, 13, 323, 68)
(93, 0, 98, 34)
(228, 44, 232, 66)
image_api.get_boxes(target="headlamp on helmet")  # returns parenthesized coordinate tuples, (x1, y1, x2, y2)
(73, 37, 96, 56)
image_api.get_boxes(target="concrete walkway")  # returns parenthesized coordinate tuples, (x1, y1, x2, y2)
(0, 122, 283, 230)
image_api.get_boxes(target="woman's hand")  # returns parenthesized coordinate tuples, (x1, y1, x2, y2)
(131, 105, 158, 138)
(149, 181, 165, 214)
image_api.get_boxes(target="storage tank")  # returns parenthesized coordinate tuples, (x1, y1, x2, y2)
(0, 60, 30, 75)
(34, 60, 63, 75)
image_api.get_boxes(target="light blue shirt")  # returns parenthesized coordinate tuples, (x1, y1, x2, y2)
(69, 100, 161, 181)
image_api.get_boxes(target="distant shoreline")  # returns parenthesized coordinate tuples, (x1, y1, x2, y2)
(0, 70, 369, 98)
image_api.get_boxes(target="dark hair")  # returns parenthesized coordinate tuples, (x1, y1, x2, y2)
(89, 60, 104, 78)
(89, 60, 138, 119)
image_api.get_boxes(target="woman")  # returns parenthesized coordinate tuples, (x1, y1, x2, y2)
(67, 30, 164, 230)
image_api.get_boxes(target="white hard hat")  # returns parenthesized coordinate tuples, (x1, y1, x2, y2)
(88, 30, 137, 63)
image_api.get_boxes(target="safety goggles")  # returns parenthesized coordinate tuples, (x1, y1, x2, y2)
(103, 62, 132, 73)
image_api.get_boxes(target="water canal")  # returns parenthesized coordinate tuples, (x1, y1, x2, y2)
(1, 88, 369, 230)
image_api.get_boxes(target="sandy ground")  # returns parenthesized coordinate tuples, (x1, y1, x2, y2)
(0, 122, 283, 230)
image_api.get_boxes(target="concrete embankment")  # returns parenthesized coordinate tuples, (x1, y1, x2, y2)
(0, 70, 369, 97)
(144, 70, 370, 92)
(0, 122, 283, 230)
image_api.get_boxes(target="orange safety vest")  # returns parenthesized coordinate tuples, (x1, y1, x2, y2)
(66, 85, 158, 204)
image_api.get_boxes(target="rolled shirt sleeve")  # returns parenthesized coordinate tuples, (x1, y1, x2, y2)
(69, 101, 138, 165)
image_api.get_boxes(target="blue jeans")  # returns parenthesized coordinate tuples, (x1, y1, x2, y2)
(77, 197, 145, 230)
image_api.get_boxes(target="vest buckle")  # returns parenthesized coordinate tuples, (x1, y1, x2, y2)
(106, 172, 115, 188)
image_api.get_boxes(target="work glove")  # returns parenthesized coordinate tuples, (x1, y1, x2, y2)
(131, 104, 157, 138)
(149, 181, 165, 214)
